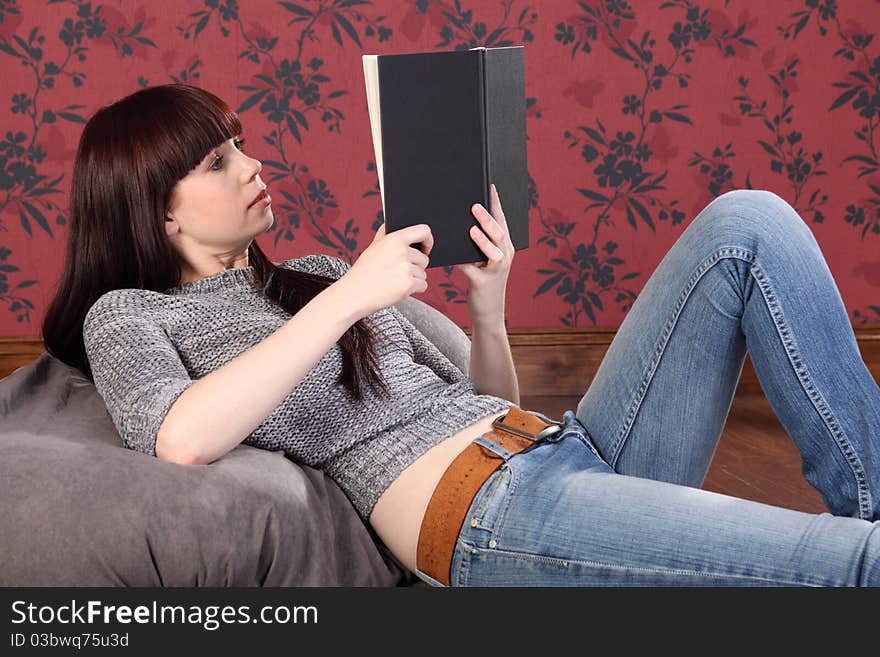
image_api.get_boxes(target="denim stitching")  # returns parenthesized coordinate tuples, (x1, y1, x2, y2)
(606, 240, 873, 519)
(468, 466, 509, 530)
(571, 430, 603, 459)
(453, 541, 471, 586)
(455, 464, 517, 545)
(487, 463, 518, 548)
(453, 457, 521, 585)
(607, 246, 756, 467)
(748, 259, 873, 520)
(467, 545, 827, 587)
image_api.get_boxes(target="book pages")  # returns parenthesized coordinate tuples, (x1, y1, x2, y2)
(361, 54, 385, 217)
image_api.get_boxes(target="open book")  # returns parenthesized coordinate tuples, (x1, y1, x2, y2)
(362, 46, 530, 268)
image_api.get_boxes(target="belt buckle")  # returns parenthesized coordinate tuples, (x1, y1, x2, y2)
(491, 411, 563, 441)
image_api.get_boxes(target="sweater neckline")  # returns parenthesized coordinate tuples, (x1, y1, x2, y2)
(164, 265, 258, 295)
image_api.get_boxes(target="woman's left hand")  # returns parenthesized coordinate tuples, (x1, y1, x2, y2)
(454, 183, 515, 326)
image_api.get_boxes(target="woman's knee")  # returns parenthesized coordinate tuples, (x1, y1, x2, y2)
(696, 188, 816, 246)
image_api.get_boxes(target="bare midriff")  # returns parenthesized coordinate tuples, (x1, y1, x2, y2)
(368, 406, 514, 574)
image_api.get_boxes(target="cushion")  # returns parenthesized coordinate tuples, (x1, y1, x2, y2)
(0, 296, 470, 586)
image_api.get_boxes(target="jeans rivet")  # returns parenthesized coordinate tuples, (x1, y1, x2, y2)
(470, 518, 478, 528)
(489, 539, 497, 549)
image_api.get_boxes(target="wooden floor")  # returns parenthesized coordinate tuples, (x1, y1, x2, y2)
(520, 388, 827, 515)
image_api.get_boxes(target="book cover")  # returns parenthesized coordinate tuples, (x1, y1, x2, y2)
(362, 45, 529, 268)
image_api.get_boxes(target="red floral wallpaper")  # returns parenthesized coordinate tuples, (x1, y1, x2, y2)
(2, 0, 880, 335)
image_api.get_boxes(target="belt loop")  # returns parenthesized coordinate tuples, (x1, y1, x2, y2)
(416, 407, 561, 586)
(472, 435, 515, 460)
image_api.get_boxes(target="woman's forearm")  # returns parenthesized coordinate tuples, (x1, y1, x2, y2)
(156, 279, 363, 465)
(467, 319, 520, 406)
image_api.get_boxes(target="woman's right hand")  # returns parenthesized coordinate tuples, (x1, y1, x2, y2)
(342, 222, 434, 317)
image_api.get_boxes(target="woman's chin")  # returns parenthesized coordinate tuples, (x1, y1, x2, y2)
(262, 209, 275, 232)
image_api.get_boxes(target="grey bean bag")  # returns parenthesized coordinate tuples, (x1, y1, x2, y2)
(0, 295, 471, 586)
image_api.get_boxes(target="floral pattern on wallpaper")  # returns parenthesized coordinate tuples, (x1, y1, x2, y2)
(1, 0, 879, 333)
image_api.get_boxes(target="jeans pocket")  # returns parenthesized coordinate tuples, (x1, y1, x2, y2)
(465, 463, 515, 533)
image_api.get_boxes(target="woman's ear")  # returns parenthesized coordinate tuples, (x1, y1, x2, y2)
(164, 212, 179, 236)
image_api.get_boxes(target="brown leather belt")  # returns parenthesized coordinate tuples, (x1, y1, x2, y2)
(416, 406, 562, 586)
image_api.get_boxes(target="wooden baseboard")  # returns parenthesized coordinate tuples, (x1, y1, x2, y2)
(475, 325, 880, 397)
(6, 325, 880, 395)
(0, 338, 50, 380)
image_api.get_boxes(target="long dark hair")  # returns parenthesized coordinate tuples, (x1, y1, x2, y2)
(42, 83, 390, 402)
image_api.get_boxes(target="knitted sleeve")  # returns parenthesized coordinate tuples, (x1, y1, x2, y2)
(385, 305, 467, 384)
(82, 292, 195, 457)
(281, 253, 467, 384)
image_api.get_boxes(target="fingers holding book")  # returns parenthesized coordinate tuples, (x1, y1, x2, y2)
(470, 183, 514, 268)
(489, 182, 509, 233)
(373, 221, 433, 259)
(456, 182, 513, 324)
(346, 222, 434, 316)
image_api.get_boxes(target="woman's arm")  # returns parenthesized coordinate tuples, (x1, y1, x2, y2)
(157, 279, 363, 465)
(467, 318, 520, 406)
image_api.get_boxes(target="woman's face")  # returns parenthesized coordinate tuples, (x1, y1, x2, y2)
(165, 135, 274, 272)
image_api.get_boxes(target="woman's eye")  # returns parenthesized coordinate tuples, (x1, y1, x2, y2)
(209, 138, 244, 170)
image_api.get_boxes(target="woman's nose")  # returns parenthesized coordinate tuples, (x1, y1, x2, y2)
(246, 155, 262, 179)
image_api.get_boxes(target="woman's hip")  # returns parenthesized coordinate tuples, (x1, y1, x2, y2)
(448, 414, 880, 587)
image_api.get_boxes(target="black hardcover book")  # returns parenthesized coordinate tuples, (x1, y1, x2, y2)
(362, 45, 529, 268)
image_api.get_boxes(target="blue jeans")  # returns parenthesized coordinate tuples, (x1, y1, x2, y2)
(416, 189, 880, 586)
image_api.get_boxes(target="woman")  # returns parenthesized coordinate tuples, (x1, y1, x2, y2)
(43, 83, 880, 587)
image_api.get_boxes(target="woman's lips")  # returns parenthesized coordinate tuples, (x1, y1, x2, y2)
(248, 190, 271, 209)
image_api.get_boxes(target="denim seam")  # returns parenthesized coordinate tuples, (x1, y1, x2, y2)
(747, 259, 873, 520)
(468, 467, 508, 530)
(607, 246, 757, 467)
(485, 464, 517, 548)
(463, 545, 826, 587)
(452, 541, 471, 586)
(456, 464, 519, 550)
(571, 430, 603, 458)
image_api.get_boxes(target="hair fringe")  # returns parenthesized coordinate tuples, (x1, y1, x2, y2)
(42, 83, 391, 403)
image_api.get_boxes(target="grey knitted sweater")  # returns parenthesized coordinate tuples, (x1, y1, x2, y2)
(82, 254, 514, 520)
